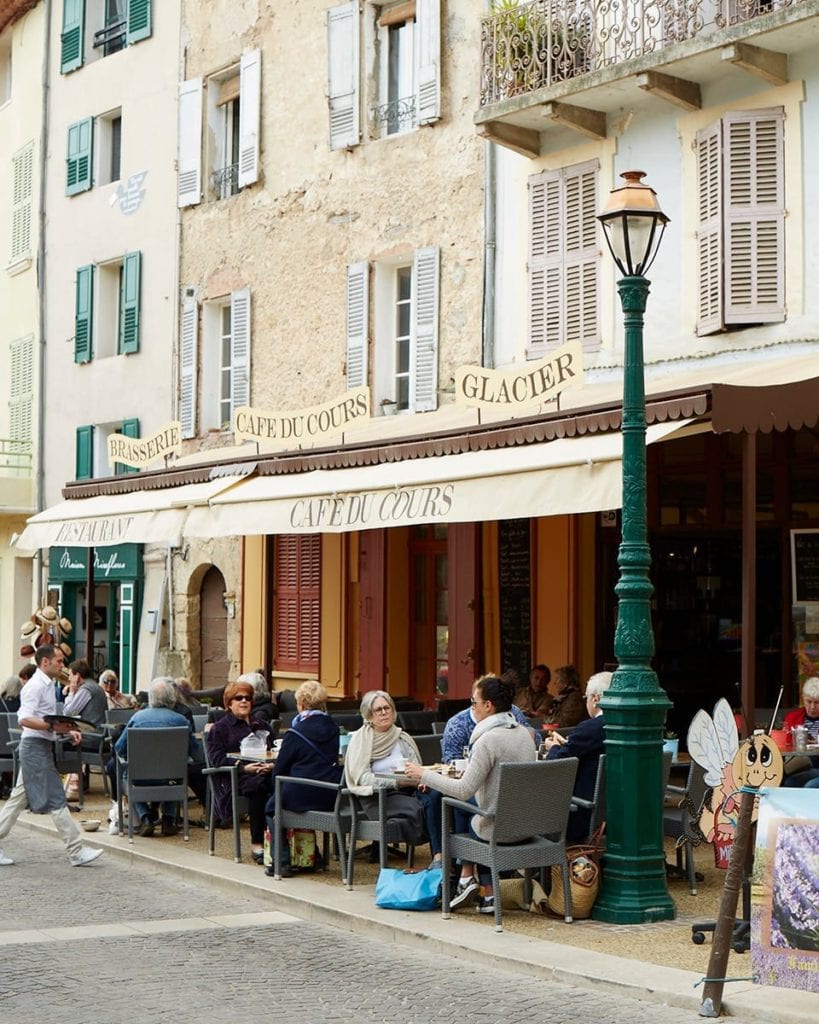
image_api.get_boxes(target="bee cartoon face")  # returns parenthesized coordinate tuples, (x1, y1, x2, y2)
(734, 733, 783, 789)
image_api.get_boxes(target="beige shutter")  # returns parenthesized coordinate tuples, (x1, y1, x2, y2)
(415, 0, 440, 126)
(724, 108, 785, 325)
(528, 170, 557, 356)
(11, 143, 34, 263)
(178, 78, 203, 207)
(238, 49, 261, 188)
(180, 294, 198, 439)
(231, 287, 251, 412)
(411, 246, 440, 411)
(346, 261, 369, 389)
(696, 120, 723, 336)
(9, 335, 34, 442)
(327, 2, 360, 151)
(563, 161, 599, 349)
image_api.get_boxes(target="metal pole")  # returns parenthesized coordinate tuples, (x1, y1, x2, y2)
(593, 275, 675, 923)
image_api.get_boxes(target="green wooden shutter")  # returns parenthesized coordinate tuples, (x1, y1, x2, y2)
(75, 264, 94, 364)
(119, 251, 141, 354)
(126, 0, 152, 44)
(75, 424, 94, 480)
(66, 118, 93, 195)
(116, 417, 140, 475)
(61, 0, 85, 74)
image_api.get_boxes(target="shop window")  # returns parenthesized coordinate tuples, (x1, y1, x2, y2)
(176, 50, 261, 207)
(346, 246, 439, 412)
(696, 108, 785, 335)
(60, 0, 152, 75)
(326, 0, 440, 151)
(273, 535, 321, 673)
(528, 160, 600, 356)
(74, 251, 141, 363)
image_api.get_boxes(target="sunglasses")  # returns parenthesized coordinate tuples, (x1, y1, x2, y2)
(232, 695, 252, 702)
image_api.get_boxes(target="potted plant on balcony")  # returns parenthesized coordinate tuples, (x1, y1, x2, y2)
(379, 397, 398, 417)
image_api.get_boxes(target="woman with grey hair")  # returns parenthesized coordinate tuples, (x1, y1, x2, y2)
(344, 690, 440, 862)
(783, 676, 819, 788)
(0, 675, 23, 714)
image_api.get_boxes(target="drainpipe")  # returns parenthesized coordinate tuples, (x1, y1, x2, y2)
(35, 0, 53, 596)
(481, 4, 497, 369)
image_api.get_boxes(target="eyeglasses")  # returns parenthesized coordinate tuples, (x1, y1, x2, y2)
(371, 705, 393, 715)
(232, 695, 252, 702)
(470, 697, 487, 706)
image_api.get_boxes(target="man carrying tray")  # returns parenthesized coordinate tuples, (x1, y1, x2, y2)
(0, 644, 103, 867)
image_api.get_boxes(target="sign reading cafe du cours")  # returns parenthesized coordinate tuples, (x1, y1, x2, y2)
(234, 387, 370, 444)
(455, 341, 583, 411)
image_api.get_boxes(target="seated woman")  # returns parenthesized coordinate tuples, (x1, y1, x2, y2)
(541, 671, 611, 842)
(344, 690, 441, 866)
(206, 680, 273, 863)
(515, 664, 551, 718)
(782, 676, 819, 788)
(544, 664, 587, 729)
(264, 679, 341, 877)
(405, 674, 537, 916)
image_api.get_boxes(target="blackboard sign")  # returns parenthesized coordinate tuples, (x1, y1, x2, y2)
(792, 530, 819, 603)
(498, 519, 532, 685)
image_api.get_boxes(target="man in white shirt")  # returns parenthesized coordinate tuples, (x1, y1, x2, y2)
(0, 644, 103, 867)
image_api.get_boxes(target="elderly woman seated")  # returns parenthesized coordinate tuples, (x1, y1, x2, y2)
(264, 679, 342, 877)
(783, 676, 819, 788)
(344, 690, 442, 866)
(206, 680, 274, 863)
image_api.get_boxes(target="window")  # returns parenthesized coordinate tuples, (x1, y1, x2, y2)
(75, 418, 140, 479)
(177, 50, 261, 208)
(527, 160, 600, 356)
(11, 142, 34, 264)
(273, 534, 321, 674)
(60, 0, 152, 74)
(74, 251, 141, 363)
(0, 33, 11, 105)
(347, 246, 440, 412)
(66, 109, 123, 194)
(696, 108, 785, 335)
(9, 336, 34, 445)
(326, 0, 440, 151)
(198, 288, 251, 433)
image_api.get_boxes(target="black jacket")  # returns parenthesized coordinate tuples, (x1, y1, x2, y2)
(267, 712, 341, 814)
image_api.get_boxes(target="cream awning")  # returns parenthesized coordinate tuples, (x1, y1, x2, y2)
(184, 421, 693, 537)
(12, 476, 247, 551)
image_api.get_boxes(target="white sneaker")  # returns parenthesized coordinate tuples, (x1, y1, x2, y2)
(0, 848, 13, 866)
(449, 876, 479, 909)
(69, 846, 103, 867)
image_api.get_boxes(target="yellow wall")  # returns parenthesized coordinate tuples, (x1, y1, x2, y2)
(241, 536, 266, 672)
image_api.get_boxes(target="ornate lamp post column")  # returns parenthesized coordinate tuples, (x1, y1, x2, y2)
(593, 171, 675, 923)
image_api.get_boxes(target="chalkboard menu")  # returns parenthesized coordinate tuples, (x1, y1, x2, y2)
(498, 519, 532, 684)
(792, 530, 819, 603)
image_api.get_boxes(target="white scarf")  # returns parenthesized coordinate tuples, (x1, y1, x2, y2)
(468, 711, 516, 753)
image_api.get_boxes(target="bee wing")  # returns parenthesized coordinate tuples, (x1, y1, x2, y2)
(686, 709, 725, 787)
(712, 698, 739, 764)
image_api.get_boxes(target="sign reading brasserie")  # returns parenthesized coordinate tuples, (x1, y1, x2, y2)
(234, 387, 370, 445)
(455, 341, 583, 411)
(107, 422, 182, 469)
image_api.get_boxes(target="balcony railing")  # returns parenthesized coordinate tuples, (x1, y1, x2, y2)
(212, 162, 240, 200)
(370, 96, 417, 136)
(0, 438, 32, 478)
(480, 0, 807, 105)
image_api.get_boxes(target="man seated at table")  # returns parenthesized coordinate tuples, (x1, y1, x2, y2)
(111, 677, 204, 836)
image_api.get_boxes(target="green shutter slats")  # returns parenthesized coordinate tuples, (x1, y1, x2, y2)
(75, 424, 94, 480)
(120, 251, 142, 354)
(116, 418, 140, 475)
(126, 0, 152, 44)
(61, 0, 85, 74)
(74, 264, 94, 364)
(66, 118, 93, 195)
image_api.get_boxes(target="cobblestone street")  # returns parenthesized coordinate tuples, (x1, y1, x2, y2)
(0, 830, 747, 1024)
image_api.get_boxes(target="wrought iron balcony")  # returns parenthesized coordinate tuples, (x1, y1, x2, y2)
(212, 163, 239, 200)
(370, 96, 418, 136)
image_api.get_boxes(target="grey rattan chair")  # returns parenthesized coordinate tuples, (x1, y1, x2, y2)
(441, 758, 579, 932)
(569, 753, 606, 843)
(664, 760, 709, 894)
(116, 726, 190, 842)
(270, 775, 353, 886)
(397, 710, 438, 735)
(347, 786, 417, 887)
(202, 737, 249, 863)
(0, 713, 16, 778)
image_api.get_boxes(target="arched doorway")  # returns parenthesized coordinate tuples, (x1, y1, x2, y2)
(199, 566, 229, 687)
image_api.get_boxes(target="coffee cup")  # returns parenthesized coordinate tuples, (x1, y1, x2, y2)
(395, 757, 407, 772)
(453, 759, 467, 774)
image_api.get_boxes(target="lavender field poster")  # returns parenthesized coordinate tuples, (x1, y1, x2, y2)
(752, 789, 819, 991)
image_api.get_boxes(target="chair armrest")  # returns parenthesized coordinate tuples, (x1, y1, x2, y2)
(202, 763, 239, 776)
(570, 797, 593, 810)
(665, 785, 686, 796)
(274, 776, 340, 792)
(442, 795, 491, 819)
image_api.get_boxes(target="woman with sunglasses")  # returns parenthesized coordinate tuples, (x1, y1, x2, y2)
(206, 680, 273, 863)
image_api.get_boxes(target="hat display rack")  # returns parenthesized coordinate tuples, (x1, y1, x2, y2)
(19, 604, 74, 667)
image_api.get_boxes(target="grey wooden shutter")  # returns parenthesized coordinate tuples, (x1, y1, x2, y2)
(180, 293, 198, 439)
(238, 49, 261, 188)
(231, 287, 251, 416)
(724, 108, 785, 325)
(177, 78, 203, 207)
(415, 0, 441, 126)
(527, 169, 561, 356)
(327, 2, 360, 151)
(563, 161, 599, 349)
(346, 261, 369, 389)
(411, 246, 440, 412)
(696, 120, 724, 336)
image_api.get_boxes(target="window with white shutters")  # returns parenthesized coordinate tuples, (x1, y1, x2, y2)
(528, 161, 600, 357)
(9, 335, 34, 443)
(11, 143, 34, 263)
(179, 294, 198, 438)
(274, 534, 321, 673)
(696, 108, 785, 335)
(200, 289, 251, 433)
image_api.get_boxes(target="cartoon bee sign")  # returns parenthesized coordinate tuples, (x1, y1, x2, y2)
(686, 698, 784, 868)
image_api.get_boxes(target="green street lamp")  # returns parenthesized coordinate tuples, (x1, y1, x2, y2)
(593, 171, 676, 923)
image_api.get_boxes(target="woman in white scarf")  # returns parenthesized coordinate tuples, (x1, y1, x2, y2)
(344, 690, 441, 863)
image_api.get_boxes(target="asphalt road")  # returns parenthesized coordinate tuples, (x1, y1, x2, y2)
(0, 829, 726, 1024)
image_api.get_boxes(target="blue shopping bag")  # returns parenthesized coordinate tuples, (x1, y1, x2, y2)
(375, 866, 443, 911)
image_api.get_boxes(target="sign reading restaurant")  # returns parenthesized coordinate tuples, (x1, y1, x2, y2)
(454, 341, 583, 411)
(234, 387, 370, 445)
(107, 422, 182, 469)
